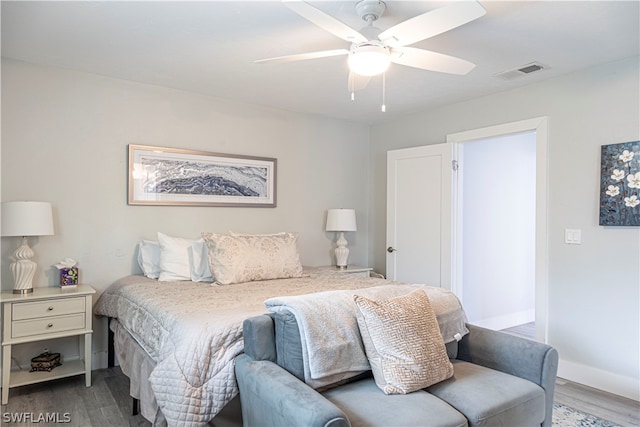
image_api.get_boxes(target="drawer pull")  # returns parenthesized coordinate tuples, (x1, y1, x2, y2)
(47, 323, 54, 328)
(48, 306, 54, 311)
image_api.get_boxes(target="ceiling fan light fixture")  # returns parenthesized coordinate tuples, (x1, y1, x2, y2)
(348, 45, 391, 76)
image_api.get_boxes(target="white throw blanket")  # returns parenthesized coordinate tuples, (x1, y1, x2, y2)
(265, 284, 468, 389)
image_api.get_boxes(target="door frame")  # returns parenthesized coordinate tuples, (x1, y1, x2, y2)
(446, 117, 549, 343)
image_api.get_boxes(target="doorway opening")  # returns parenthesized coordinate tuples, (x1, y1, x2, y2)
(447, 117, 548, 343)
(459, 131, 536, 332)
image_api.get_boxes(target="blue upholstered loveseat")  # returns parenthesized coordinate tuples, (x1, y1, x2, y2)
(236, 312, 558, 427)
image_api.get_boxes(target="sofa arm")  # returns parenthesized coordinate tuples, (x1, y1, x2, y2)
(458, 324, 559, 427)
(235, 354, 350, 427)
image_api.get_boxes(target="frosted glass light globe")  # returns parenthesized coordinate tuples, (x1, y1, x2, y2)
(348, 45, 390, 76)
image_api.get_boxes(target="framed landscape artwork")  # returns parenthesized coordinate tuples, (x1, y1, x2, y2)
(599, 141, 639, 226)
(128, 144, 277, 207)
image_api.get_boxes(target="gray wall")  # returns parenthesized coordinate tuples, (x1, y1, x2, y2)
(368, 56, 639, 399)
(2, 55, 638, 400)
(1, 59, 370, 364)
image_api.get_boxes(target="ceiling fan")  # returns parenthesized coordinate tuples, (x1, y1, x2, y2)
(256, 0, 486, 95)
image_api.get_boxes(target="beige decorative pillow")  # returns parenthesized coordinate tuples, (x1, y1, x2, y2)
(353, 289, 454, 395)
(201, 232, 304, 285)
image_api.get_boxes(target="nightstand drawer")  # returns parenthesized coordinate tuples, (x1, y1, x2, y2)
(12, 313, 86, 338)
(12, 297, 85, 321)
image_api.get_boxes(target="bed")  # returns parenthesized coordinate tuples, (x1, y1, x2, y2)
(93, 232, 467, 426)
(95, 269, 406, 425)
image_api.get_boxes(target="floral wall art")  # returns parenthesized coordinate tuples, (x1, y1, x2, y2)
(599, 141, 640, 226)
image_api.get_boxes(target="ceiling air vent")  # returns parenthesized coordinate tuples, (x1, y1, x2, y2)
(494, 62, 548, 80)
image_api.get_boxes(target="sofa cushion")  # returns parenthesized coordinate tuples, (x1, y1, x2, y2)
(272, 310, 305, 381)
(428, 360, 545, 427)
(353, 289, 454, 394)
(242, 315, 276, 363)
(271, 298, 459, 381)
(322, 378, 467, 427)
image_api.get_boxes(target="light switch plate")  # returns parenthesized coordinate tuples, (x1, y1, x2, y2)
(565, 229, 582, 244)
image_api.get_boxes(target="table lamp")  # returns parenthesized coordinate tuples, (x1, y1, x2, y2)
(1, 201, 54, 294)
(326, 209, 357, 269)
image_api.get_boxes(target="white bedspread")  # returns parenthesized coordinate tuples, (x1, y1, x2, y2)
(265, 284, 468, 389)
(93, 269, 396, 426)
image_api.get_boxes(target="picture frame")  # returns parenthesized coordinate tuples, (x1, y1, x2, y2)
(599, 140, 639, 226)
(128, 144, 277, 207)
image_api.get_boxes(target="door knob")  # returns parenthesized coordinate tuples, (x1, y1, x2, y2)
(387, 246, 397, 253)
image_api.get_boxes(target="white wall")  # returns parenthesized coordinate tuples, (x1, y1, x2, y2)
(1, 59, 371, 366)
(461, 132, 536, 329)
(369, 56, 640, 400)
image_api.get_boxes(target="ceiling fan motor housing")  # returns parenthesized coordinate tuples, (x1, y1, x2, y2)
(356, 0, 386, 23)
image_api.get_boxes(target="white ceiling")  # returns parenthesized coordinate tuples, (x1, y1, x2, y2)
(2, 1, 639, 124)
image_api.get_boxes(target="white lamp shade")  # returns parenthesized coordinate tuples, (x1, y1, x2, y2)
(1, 201, 54, 237)
(326, 209, 357, 232)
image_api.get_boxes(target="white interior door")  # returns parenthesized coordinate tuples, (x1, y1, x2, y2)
(386, 144, 452, 288)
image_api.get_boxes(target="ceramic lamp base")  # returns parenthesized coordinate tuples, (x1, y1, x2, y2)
(334, 232, 350, 269)
(10, 237, 36, 294)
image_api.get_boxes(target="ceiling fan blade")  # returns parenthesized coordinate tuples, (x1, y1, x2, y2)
(391, 47, 476, 75)
(255, 49, 349, 64)
(347, 72, 371, 92)
(379, 1, 486, 48)
(283, 0, 367, 43)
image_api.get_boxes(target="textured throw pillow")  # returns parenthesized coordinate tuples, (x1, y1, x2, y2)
(353, 289, 454, 395)
(201, 232, 304, 285)
(138, 240, 161, 279)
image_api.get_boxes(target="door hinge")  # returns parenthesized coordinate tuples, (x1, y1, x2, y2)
(452, 160, 459, 171)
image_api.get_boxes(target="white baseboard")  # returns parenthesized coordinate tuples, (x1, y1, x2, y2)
(558, 358, 639, 401)
(470, 309, 535, 331)
(92, 350, 109, 370)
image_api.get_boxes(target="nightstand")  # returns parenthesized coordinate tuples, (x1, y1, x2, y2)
(1, 285, 96, 404)
(317, 265, 374, 278)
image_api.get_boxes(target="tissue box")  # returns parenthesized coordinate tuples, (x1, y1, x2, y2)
(60, 267, 78, 287)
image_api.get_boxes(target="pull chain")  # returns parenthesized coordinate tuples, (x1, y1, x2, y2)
(349, 72, 355, 101)
(381, 72, 387, 112)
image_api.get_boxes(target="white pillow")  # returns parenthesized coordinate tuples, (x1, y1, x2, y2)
(138, 240, 161, 279)
(189, 240, 214, 282)
(157, 232, 195, 282)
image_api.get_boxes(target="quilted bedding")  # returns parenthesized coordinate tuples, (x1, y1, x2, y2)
(93, 269, 395, 426)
